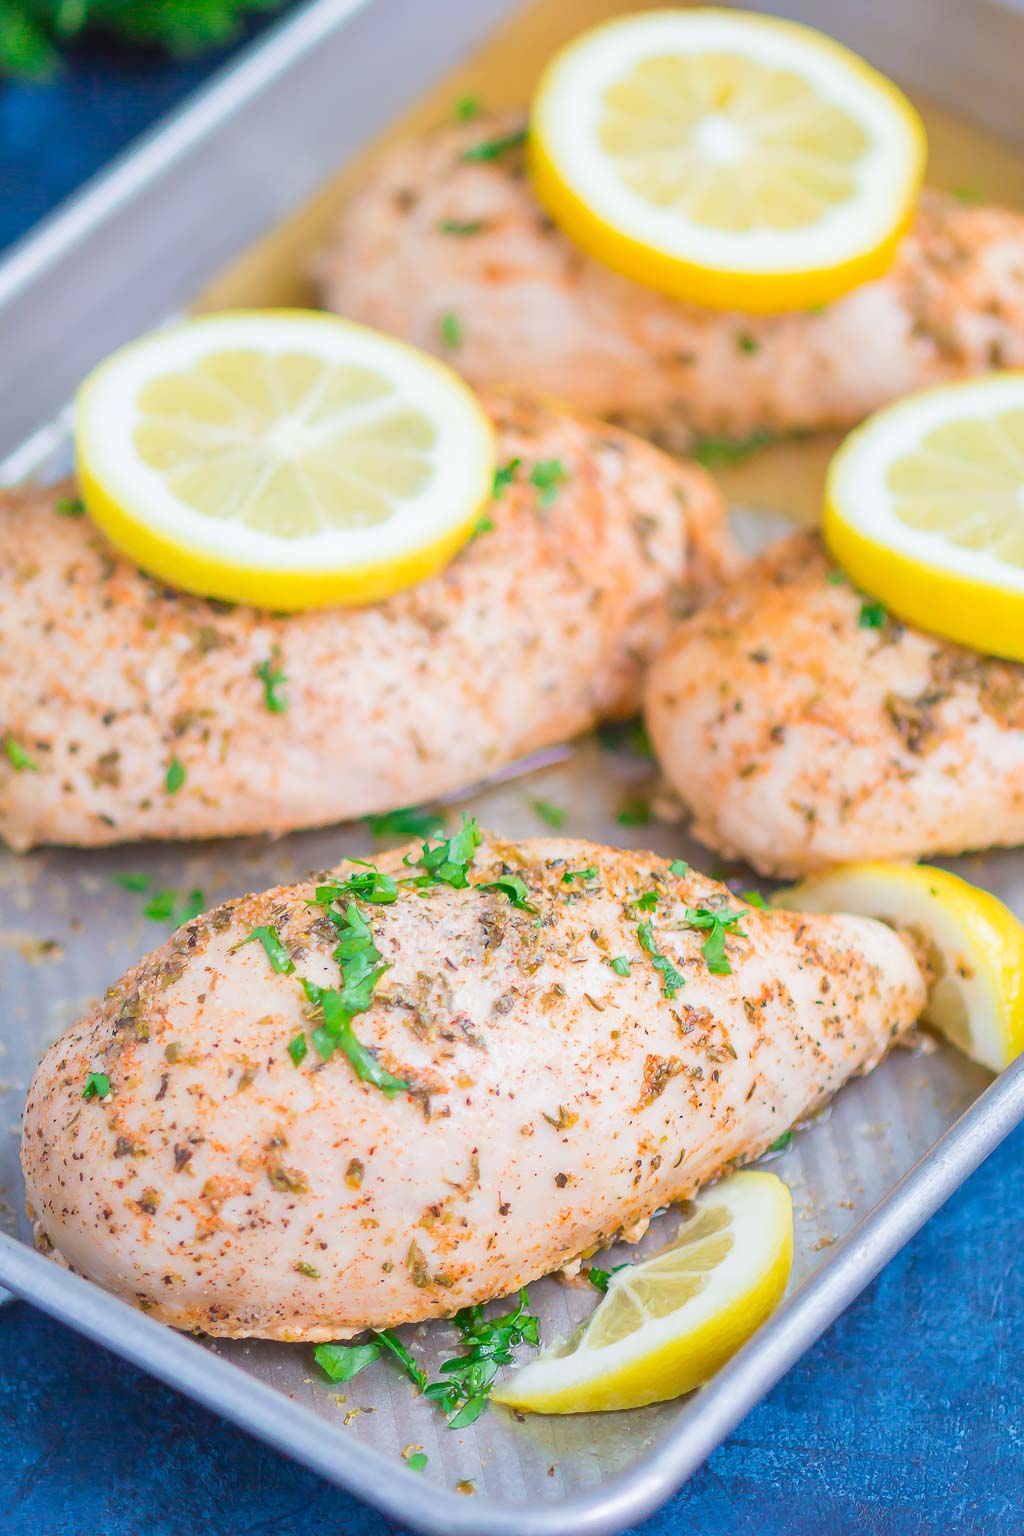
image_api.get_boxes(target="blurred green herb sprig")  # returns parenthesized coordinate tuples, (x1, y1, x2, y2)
(0, 0, 288, 80)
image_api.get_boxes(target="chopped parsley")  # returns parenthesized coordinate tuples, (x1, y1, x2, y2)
(530, 797, 566, 829)
(461, 127, 527, 162)
(638, 919, 684, 998)
(691, 429, 776, 468)
(826, 568, 848, 585)
(287, 1033, 307, 1067)
(55, 495, 85, 516)
(683, 906, 746, 976)
(628, 891, 658, 912)
(165, 757, 186, 794)
(616, 795, 651, 827)
(610, 956, 631, 978)
(858, 599, 888, 629)
(143, 888, 205, 927)
(402, 814, 481, 891)
(301, 899, 407, 1095)
(363, 806, 444, 843)
(529, 458, 566, 507)
(742, 889, 768, 908)
(471, 513, 495, 538)
(4, 736, 38, 773)
(587, 1262, 630, 1292)
(767, 1130, 793, 1153)
(736, 333, 760, 355)
(315, 863, 399, 906)
(597, 719, 654, 759)
(440, 218, 484, 236)
(668, 859, 689, 878)
(423, 1289, 539, 1427)
(492, 457, 521, 498)
(454, 94, 481, 122)
(112, 872, 151, 893)
(255, 654, 287, 713)
(438, 310, 462, 349)
(239, 924, 295, 974)
(406, 1452, 429, 1472)
(315, 1327, 426, 1390)
(82, 1072, 110, 1100)
(561, 866, 597, 885)
(480, 874, 536, 912)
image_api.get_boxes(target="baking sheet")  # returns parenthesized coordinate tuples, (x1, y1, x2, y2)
(3, 1, 1024, 1533)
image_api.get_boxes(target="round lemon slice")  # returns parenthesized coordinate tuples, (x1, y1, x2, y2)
(825, 375, 1024, 661)
(776, 862, 1024, 1073)
(493, 1171, 792, 1414)
(75, 311, 495, 609)
(529, 8, 925, 313)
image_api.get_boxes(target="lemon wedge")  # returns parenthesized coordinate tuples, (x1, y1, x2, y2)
(529, 8, 926, 313)
(825, 375, 1024, 661)
(776, 862, 1024, 1073)
(493, 1171, 792, 1414)
(75, 311, 495, 610)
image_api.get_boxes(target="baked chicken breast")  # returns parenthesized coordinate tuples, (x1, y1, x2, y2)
(0, 391, 733, 851)
(645, 532, 1024, 877)
(22, 831, 924, 1340)
(323, 117, 1024, 452)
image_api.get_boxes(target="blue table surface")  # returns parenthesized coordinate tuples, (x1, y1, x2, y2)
(1, 21, 1021, 1536)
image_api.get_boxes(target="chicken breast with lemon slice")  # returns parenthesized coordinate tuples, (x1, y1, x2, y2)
(645, 531, 1024, 878)
(21, 832, 925, 1338)
(322, 117, 1024, 450)
(0, 391, 734, 851)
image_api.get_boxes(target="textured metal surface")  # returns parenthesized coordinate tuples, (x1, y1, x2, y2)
(2, 1, 1024, 1533)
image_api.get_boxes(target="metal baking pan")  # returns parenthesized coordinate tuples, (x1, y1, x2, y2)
(2, 3, 1024, 1533)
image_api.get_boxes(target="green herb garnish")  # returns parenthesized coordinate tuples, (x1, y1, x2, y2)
(239, 924, 294, 974)
(638, 919, 684, 998)
(55, 495, 85, 516)
(530, 798, 566, 829)
(529, 458, 566, 508)
(0, 3, 291, 81)
(858, 599, 888, 629)
(480, 874, 537, 912)
(742, 889, 768, 908)
(142, 888, 205, 926)
(423, 1289, 539, 1427)
(406, 1452, 429, 1472)
(767, 1130, 793, 1153)
(616, 796, 651, 827)
(315, 1327, 426, 1389)
(4, 736, 38, 773)
(287, 1033, 308, 1067)
(315, 863, 399, 906)
(596, 719, 654, 759)
(440, 218, 484, 236)
(454, 94, 481, 122)
(471, 513, 495, 538)
(737, 333, 760, 355)
(668, 859, 689, 878)
(691, 429, 776, 468)
(461, 128, 527, 162)
(610, 956, 631, 978)
(438, 310, 462, 349)
(112, 872, 151, 893)
(402, 813, 481, 891)
(255, 654, 287, 713)
(586, 1262, 630, 1292)
(561, 866, 597, 885)
(165, 757, 186, 794)
(82, 1072, 110, 1100)
(628, 891, 658, 912)
(492, 457, 521, 499)
(363, 806, 444, 843)
(683, 906, 746, 976)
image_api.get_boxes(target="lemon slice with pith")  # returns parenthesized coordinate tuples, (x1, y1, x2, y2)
(776, 862, 1024, 1073)
(530, 8, 926, 313)
(493, 1171, 792, 1414)
(75, 311, 495, 610)
(825, 374, 1024, 661)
